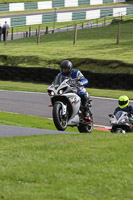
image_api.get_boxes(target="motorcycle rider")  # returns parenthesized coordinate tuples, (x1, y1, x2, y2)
(114, 95, 133, 122)
(59, 60, 90, 116)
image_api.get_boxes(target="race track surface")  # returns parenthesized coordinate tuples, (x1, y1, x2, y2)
(0, 90, 132, 137)
(0, 125, 77, 137)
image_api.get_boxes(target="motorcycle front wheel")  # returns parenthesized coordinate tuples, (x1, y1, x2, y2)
(115, 128, 125, 133)
(53, 103, 68, 131)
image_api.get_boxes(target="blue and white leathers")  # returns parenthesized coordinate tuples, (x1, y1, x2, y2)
(59, 69, 89, 105)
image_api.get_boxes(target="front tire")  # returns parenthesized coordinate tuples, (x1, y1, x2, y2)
(53, 103, 68, 131)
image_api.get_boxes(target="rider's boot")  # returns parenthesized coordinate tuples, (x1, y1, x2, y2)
(84, 103, 90, 117)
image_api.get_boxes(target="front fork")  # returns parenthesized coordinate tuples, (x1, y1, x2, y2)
(56, 101, 67, 116)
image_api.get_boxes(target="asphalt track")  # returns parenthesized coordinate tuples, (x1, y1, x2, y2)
(0, 90, 132, 137)
(0, 90, 118, 126)
(0, 125, 78, 137)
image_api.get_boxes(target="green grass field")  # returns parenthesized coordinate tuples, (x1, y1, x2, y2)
(0, 20, 133, 73)
(0, 111, 79, 132)
(0, 131, 133, 200)
(0, 94, 133, 199)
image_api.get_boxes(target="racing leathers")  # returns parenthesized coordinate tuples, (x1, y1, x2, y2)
(59, 69, 89, 107)
(114, 105, 133, 123)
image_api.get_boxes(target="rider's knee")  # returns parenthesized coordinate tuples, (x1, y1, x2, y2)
(81, 94, 89, 105)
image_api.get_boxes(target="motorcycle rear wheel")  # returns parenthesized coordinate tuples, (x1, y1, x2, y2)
(78, 114, 93, 133)
(53, 103, 68, 131)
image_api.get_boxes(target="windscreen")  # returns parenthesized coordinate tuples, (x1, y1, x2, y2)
(115, 111, 123, 120)
(53, 75, 67, 86)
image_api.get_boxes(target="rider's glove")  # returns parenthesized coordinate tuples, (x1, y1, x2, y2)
(77, 81, 83, 86)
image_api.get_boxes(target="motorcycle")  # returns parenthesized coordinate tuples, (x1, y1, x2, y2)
(109, 111, 133, 133)
(47, 75, 93, 133)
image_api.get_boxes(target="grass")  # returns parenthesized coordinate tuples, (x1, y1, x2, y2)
(0, 111, 79, 132)
(0, 80, 133, 99)
(0, 80, 48, 93)
(0, 95, 132, 200)
(0, 131, 133, 199)
(0, 20, 133, 74)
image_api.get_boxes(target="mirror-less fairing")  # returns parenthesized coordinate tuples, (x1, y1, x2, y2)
(47, 75, 93, 133)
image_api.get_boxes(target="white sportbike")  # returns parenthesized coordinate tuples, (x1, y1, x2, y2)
(47, 75, 93, 133)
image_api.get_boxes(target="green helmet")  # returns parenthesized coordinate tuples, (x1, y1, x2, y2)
(118, 95, 129, 109)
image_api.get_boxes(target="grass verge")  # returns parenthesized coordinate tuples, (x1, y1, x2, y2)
(0, 131, 133, 199)
(0, 20, 133, 73)
(0, 111, 78, 132)
(0, 81, 133, 99)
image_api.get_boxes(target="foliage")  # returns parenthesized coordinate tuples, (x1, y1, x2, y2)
(0, 111, 78, 132)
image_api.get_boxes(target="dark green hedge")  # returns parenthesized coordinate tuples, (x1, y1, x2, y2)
(0, 66, 132, 90)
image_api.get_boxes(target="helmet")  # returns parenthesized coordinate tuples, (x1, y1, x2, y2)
(118, 95, 129, 109)
(60, 60, 73, 76)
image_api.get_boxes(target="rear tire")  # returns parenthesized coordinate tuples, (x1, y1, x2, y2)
(78, 111, 93, 133)
(53, 103, 68, 131)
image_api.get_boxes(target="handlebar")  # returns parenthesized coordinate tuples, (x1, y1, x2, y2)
(67, 78, 82, 88)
